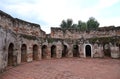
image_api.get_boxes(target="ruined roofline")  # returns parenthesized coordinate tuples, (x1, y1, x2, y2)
(15, 18, 40, 28)
(51, 26, 120, 31)
(0, 10, 41, 28)
(0, 10, 14, 19)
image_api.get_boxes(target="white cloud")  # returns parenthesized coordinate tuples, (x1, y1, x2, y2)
(0, 0, 120, 33)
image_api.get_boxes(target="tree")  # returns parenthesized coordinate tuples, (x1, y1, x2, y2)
(77, 20, 87, 30)
(60, 20, 67, 29)
(77, 20, 82, 29)
(60, 19, 74, 29)
(87, 17, 99, 30)
(81, 22, 87, 30)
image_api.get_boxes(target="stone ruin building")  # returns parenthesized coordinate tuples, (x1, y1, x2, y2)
(0, 10, 120, 73)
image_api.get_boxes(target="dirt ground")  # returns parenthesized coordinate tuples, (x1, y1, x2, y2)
(0, 58, 120, 79)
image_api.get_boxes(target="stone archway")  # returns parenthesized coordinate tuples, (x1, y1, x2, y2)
(51, 45, 56, 58)
(8, 43, 14, 66)
(62, 45, 68, 57)
(21, 44, 27, 62)
(103, 44, 111, 57)
(85, 45, 91, 57)
(73, 45, 79, 57)
(33, 45, 38, 60)
(42, 45, 47, 59)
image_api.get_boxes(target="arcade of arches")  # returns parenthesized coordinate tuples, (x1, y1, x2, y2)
(7, 43, 120, 67)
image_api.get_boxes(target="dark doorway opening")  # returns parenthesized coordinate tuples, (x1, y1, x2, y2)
(42, 45, 47, 59)
(85, 45, 91, 57)
(62, 45, 68, 57)
(103, 44, 111, 57)
(51, 45, 56, 58)
(21, 44, 27, 62)
(33, 45, 38, 60)
(73, 45, 79, 57)
(8, 43, 14, 66)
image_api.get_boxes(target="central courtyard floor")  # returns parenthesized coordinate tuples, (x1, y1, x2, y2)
(0, 58, 120, 79)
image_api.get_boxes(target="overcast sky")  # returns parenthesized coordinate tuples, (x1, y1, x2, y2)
(0, 0, 120, 33)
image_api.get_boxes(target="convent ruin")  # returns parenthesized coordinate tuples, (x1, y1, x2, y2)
(0, 10, 120, 73)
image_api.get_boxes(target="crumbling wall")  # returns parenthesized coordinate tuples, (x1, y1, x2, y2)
(0, 26, 17, 73)
(50, 27, 120, 39)
(0, 10, 45, 38)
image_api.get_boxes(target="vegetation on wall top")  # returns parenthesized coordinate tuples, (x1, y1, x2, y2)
(89, 36, 120, 44)
(60, 17, 99, 30)
(20, 34, 38, 40)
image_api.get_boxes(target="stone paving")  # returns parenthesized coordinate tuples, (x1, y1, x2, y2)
(0, 58, 120, 79)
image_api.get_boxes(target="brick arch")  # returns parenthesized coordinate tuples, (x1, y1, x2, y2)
(21, 44, 27, 62)
(73, 45, 79, 57)
(62, 44, 68, 57)
(51, 45, 57, 58)
(41, 45, 48, 59)
(8, 43, 14, 66)
(84, 44, 93, 58)
(33, 44, 38, 60)
(103, 43, 111, 57)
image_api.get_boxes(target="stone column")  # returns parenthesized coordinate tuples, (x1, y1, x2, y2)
(38, 45, 42, 60)
(45, 46, 51, 59)
(27, 46, 33, 62)
(67, 44, 73, 57)
(79, 44, 84, 58)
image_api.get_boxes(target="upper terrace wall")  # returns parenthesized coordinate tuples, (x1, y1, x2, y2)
(51, 27, 120, 39)
(0, 10, 46, 37)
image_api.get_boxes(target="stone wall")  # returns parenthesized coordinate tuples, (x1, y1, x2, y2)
(0, 10, 45, 73)
(0, 25, 17, 73)
(0, 10, 120, 73)
(0, 10, 46, 37)
(51, 27, 120, 39)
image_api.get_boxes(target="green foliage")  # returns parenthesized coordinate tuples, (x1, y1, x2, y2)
(47, 38, 54, 43)
(89, 37, 117, 44)
(60, 19, 74, 29)
(20, 34, 38, 40)
(60, 17, 99, 30)
(75, 20, 87, 30)
(87, 17, 99, 30)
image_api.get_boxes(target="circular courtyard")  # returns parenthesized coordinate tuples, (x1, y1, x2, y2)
(0, 58, 120, 79)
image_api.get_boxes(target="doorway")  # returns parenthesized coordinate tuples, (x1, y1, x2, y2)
(62, 45, 68, 57)
(85, 45, 91, 57)
(42, 45, 47, 59)
(8, 43, 14, 66)
(103, 44, 111, 57)
(73, 45, 79, 57)
(51, 45, 56, 58)
(33, 45, 38, 60)
(21, 44, 27, 62)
